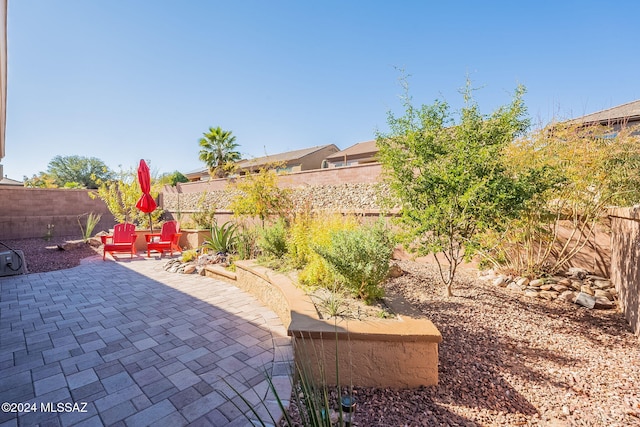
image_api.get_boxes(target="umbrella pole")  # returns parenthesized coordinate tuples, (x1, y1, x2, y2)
(149, 213, 153, 233)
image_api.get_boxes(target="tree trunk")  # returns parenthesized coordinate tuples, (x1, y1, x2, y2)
(444, 282, 453, 297)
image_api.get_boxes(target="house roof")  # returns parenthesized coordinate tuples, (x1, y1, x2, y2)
(0, 175, 23, 186)
(185, 144, 339, 177)
(324, 140, 378, 161)
(570, 100, 640, 125)
(236, 144, 339, 169)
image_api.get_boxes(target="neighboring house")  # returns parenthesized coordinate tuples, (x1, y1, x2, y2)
(185, 144, 340, 182)
(323, 140, 379, 168)
(0, 174, 23, 186)
(569, 99, 640, 135)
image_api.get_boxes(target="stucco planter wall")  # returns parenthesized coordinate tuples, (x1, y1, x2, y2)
(232, 260, 442, 387)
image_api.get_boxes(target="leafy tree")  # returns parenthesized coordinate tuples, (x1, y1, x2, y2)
(158, 171, 189, 186)
(23, 172, 58, 188)
(198, 126, 241, 178)
(228, 165, 291, 226)
(377, 80, 542, 296)
(44, 155, 113, 189)
(90, 167, 163, 228)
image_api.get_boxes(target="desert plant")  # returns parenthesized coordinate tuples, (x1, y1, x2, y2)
(224, 329, 354, 427)
(190, 192, 217, 229)
(313, 222, 394, 303)
(235, 224, 260, 260)
(478, 120, 640, 276)
(258, 218, 288, 260)
(43, 224, 55, 241)
(290, 213, 358, 289)
(203, 221, 238, 254)
(228, 164, 292, 226)
(77, 212, 102, 243)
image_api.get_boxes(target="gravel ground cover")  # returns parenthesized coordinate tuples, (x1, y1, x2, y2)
(2, 238, 638, 426)
(1, 236, 101, 273)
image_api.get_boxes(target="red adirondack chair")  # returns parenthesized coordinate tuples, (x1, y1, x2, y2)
(101, 223, 138, 261)
(145, 221, 182, 258)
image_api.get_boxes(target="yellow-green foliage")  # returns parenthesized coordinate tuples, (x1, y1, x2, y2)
(181, 249, 198, 263)
(293, 213, 359, 288)
(228, 166, 291, 224)
(90, 167, 163, 228)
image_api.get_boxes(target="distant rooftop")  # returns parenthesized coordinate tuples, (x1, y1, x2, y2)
(325, 140, 378, 161)
(0, 175, 23, 186)
(570, 100, 640, 125)
(237, 144, 338, 168)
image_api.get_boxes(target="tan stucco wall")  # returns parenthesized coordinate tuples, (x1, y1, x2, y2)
(609, 207, 640, 336)
(233, 261, 442, 387)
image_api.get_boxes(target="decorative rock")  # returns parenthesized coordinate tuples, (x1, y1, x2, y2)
(59, 240, 85, 251)
(575, 292, 596, 309)
(529, 278, 545, 287)
(580, 285, 594, 296)
(183, 265, 197, 274)
(594, 297, 615, 310)
(570, 280, 583, 291)
(478, 269, 497, 280)
(516, 277, 530, 287)
(592, 279, 612, 289)
(558, 290, 576, 303)
(557, 278, 572, 286)
(524, 290, 540, 298)
(493, 276, 508, 287)
(594, 289, 613, 301)
(507, 283, 523, 293)
(540, 284, 554, 291)
(551, 284, 569, 293)
(387, 263, 405, 278)
(567, 267, 590, 279)
(540, 290, 559, 301)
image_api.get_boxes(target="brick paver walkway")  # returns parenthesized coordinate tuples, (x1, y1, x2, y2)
(0, 256, 293, 427)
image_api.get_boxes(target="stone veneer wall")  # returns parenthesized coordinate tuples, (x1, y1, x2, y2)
(162, 182, 394, 216)
(608, 206, 640, 336)
(160, 163, 612, 277)
(0, 187, 116, 239)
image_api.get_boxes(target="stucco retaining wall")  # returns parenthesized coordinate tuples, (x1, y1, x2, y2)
(233, 260, 442, 387)
(609, 206, 640, 336)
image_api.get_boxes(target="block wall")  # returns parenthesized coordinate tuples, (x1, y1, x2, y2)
(0, 187, 115, 239)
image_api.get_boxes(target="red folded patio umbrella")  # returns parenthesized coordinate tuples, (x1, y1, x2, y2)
(135, 159, 157, 232)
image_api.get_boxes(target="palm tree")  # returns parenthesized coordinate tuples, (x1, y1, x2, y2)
(198, 126, 241, 178)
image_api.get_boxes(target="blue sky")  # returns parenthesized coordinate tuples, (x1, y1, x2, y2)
(4, 1, 640, 180)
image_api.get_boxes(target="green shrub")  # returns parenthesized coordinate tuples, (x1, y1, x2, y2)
(235, 225, 260, 260)
(314, 222, 394, 303)
(180, 249, 198, 263)
(258, 218, 288, 260)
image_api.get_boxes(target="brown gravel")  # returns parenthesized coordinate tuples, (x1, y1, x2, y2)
(3, 239, 638, 426)
(284, 261, 640, 427)
(0, 236, 101, 273)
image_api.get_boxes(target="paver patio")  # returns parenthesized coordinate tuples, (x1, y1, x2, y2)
(0, 255, 293, 427)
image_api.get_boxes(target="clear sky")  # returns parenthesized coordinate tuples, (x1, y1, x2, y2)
(4, 0, 640, 180)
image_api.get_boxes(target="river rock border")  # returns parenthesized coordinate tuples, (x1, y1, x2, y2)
(479, 267, 617, 310)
